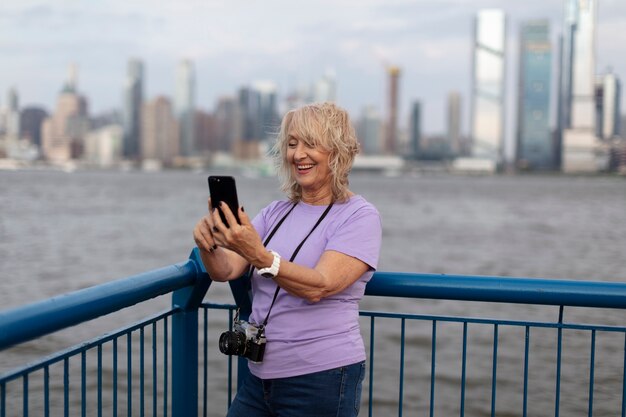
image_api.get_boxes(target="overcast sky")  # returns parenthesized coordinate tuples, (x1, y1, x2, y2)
(2, 0, 626, 152)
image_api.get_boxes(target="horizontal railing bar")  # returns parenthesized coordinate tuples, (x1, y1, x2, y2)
(199, 303, 238, 311)
(0, 309, 177, 383)
(0, 260, 199, 350)
(359, 310, 626, 332)
(367, 272, 626, 309)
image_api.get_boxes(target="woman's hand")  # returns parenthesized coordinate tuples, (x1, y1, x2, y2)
(193, 199, 220, 254)
(192, 199, 250, 281)
(210, 202, 270, 268)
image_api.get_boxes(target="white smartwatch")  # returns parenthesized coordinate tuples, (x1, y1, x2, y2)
(258, 250, 281, 279)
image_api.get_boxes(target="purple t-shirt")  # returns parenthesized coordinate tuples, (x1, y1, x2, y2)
(247, 195, 382, 379)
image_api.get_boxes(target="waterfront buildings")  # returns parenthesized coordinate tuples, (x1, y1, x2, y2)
(516, 20, 554, 170)
(469, 9, 507, 170)
(3, 1, 626, 174)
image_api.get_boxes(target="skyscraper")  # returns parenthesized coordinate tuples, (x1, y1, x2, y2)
(41, 66, 89, 162)
(253, 81, 280, 141)
(20, 107, 48, 147)
(84, 125, 123, 167)
(559, 0, 608, 172)
(446, 91, 462, 155)
(516, 20, 553, 170)
(123, 59, 143, 160)
(409, 101, 422, 158)
(175, 59, 196, 157)
(595, 72, 621, 140)
(559, 0, 595, 131)
(194, 109, 217, 155)
(356, 105, 382, 155)
(214, 96, 239, 153)
(470, 9, 507, 168)
(312, 70, 337, 103)
(2, 88, 20, 139)
(385, 66, 401, 155)
(141, 96, 179, 167)
(236, 87, 262, 159)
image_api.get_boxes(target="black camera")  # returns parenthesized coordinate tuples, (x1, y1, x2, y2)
(219, 316, 266, 363)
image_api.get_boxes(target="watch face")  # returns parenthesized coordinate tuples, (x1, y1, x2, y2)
(261, 272, 274, 279)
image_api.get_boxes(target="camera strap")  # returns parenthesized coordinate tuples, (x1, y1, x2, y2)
(256, 201, 334, 332)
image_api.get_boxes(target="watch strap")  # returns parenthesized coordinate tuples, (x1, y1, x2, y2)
(258, 250, 281, 278)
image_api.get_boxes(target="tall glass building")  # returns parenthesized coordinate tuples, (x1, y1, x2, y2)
(357, 105, 382, 155)
(595, 72, 622, 140)
(516, 20, 553, 170)
(470, 9, 507, 166)
(559, 0, 606, 172)
(560, 0, 596, 130)
(175, 60, 196, 157)
(123, 59, 143, 160)
(447, 91, 462, 155)
(409, 101, 422, 158)
(253, 81, 280, 141)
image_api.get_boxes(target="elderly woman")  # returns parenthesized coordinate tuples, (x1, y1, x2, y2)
(193, 102, 382, 417)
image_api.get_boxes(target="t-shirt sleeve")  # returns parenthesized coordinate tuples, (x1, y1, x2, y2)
(251, 200, 286, 241)
(325, 205, 382, 271)
(251, 202, 274, 238)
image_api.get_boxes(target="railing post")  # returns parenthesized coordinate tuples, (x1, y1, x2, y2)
(228, 274, 253, 391)
(171, 248, 211, 417)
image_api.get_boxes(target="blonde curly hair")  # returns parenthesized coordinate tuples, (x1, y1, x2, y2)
(271, 102, 359, 203)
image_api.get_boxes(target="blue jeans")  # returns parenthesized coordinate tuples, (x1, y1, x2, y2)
(226, 361, 366, 417)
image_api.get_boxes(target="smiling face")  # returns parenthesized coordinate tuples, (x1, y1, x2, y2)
(286, 126, 333, 204)
(274, 103, 359, 204)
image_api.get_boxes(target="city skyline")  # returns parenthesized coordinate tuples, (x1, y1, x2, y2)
(2, 1, 626, 161)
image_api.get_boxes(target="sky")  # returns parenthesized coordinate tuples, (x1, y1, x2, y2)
(2, 0, 626, 156)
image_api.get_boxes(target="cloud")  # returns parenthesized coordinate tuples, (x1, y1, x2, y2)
(350, 17, 410, 33)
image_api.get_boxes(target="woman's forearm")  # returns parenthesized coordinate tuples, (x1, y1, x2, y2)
(199, 247, 248, 281)
(268, 251, 369, 303)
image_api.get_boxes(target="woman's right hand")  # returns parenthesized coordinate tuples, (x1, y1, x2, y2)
(193, 198, 250, 281)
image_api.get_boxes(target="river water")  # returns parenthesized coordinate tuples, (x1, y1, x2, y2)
(1, 169, 625, 416)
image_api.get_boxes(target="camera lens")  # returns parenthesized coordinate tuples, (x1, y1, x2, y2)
(219, 331, 247, 356)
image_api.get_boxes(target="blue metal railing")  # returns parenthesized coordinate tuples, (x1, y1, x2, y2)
(2, 249, 626, 416)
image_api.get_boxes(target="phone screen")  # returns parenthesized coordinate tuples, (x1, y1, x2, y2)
(208, 176, 241, 226)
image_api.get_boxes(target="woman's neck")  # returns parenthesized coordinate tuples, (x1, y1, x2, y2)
(301, 187, 333, 205)
(300, 188, 354, 205)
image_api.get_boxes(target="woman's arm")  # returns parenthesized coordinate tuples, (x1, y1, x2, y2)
(271, 250, 370, 302)
(212, 202, 371, 302)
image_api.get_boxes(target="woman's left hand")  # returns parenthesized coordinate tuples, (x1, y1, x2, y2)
(211, 202, 267, 266)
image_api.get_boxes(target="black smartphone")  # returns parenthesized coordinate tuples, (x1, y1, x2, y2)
(208, 176, 241, 227)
